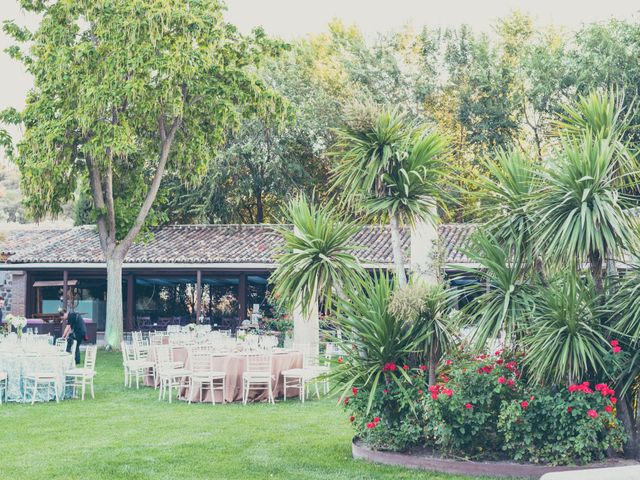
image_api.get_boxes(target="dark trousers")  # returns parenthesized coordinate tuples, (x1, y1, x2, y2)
(67, 335, 82, 364)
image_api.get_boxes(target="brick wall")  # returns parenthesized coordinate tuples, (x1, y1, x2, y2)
(8, 271, 27, 316)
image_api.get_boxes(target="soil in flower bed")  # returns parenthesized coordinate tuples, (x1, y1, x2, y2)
(352, 439, 639, 479)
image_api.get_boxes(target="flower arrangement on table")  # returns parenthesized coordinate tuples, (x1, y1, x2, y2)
(4, 314, 27, 337)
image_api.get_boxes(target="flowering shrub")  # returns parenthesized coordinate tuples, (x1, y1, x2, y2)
(343, 365, 429, 451)
(422, 349, 522, 457)
(497, 381, 625, 465)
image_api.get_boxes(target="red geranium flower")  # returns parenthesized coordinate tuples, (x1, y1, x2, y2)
(366, 422, 375, 429)
(567, 406, 573, 413)
(613, 346, 622, 353)
(610, 397, 617, 404)
(442, 388, 453, 397)
(506, 379, 515, 387)
(352, 387, 358, 396)
(337, 357, 344, 364)
(520, 400, 529, 409)
(383, 389, 388, 394)
(403, 364, 410, 371)
(605, 405, 613, 413)
(344, 396, 350, 405)
(498, 376, 506, 384)
(505, 361, 517, 372)
(419, 365, 427, 371)
(587, 409, 598, 418)
(611, 339, 619, 347)
(445, 359, 453, 366)
(465, 403, 473, 410)
(440, 375, 450, 383)
(373, 417, 380, 424)
(496, 359, 504, 365)
(349, 415, 355, 422)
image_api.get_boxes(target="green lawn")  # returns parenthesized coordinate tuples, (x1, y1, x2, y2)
(0, 351, 493, 480)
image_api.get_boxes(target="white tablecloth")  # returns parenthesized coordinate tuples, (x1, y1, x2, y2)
(0, 346, 74, 403)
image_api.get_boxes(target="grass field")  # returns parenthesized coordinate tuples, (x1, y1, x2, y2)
(0, 350, 494, 480)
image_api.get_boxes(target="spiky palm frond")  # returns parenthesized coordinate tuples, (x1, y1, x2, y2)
(523, 275, 611, 386)
(270, 196, 367, 315)
(459, 233, 536, 350)
(473, 147, 538, 257)
(331, 273, 429, 413)
(533, 134, 638, 268)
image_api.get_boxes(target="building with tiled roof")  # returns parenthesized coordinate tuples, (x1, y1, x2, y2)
(0, 223, 476, 336)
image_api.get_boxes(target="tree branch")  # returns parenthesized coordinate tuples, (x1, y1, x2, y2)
(118, 116, 182, 253)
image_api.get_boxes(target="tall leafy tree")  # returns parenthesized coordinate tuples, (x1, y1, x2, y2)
(1, 0, 283, 348)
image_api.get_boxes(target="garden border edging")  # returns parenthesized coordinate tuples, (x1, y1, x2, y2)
(352, 438, 639, 478)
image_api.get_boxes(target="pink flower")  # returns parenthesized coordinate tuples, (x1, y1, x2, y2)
(587, 409, 598, 418)
(605, 405, 613, 413)
(506, 379, 515, 387)
(610, 397, 617, 404)
(465, 403, 473, 410)
(498, 376, 506, 384)
(352, 387, 358, 396)
(419, 365, 427, 371)
(610, 339, 619, 347)
(337, 357, 344, 364)
(373, 417, 380, 424)
(520, 401, 529, 409)
(382, 362, 397, 372)
(402, 364, 410, 371)
(505, 361, 517, 372)
(613, 346, 622, 354)
(366, 422, 376, 429)
(445, 359, 453, 366)
(442, 388, 453, 397)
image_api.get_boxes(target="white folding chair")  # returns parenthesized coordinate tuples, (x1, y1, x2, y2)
(156, 345, 191, 403)
(23, 363, 60, 405)
(0, 371, 7, 404)
(65, 345, 97, 400)
(242, 353, 275, 404)
(283, 343, 320, 402)
(121, 341, 155, 389)
(186, 352, 226, 404)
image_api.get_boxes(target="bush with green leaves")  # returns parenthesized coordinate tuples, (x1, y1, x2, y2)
(422, 349, 523, 458)
(343, 365, 429, 451)
(498, 382, 625, 465)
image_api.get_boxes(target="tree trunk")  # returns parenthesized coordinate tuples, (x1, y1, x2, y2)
(104, 254, 124, 350)
(428, 345, 437, 386)
(617, 395, 640, 459)
(255, 188, 264, 223)
(293, 294, 320, 361)
(589, 249, 604, 297)
(389, 209, 406, 287)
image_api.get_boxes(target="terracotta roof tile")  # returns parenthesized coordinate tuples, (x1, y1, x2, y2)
(1, 223, 476, 266)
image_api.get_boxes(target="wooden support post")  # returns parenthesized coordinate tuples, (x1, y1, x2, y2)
(62, 270, 69, 311)
(126, 273, 134, 331)
(196, 270, 202, 323)
(238, 273, 247, 323)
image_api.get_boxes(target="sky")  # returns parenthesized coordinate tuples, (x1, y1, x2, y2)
(1, 0, 639, 143)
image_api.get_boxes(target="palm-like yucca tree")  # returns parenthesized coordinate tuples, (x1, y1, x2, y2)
(331, 108, 450, 286)
(270, 196, 368, 350)
(460, 234, 535, 350)
(523, 275, 611, 386)
(533, 134, 638, 294)
(388, 282, 455, 385)
(331, 273, 428, 413)
(271, 195, 367, 313)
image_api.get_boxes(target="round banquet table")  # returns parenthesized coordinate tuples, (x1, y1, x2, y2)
(0, 346, 74, 403)
(144, 346, 303, 403)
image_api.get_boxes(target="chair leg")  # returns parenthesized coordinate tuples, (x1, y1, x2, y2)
(90, 378, 95, 399)
(81, 378, 86, 401)
(54, 381, 60, 403)
(31, 380, 38, 405)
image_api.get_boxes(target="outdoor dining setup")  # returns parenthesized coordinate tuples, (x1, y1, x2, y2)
(0, 326, 98, 404)
(122, 326, 332, 404)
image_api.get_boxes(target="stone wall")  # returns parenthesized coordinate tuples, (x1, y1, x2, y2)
(0, 270, 26, 317)
(0, 271, 12, 316)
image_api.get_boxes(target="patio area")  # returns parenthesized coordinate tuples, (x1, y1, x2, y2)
(0, 351, 488, 480)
